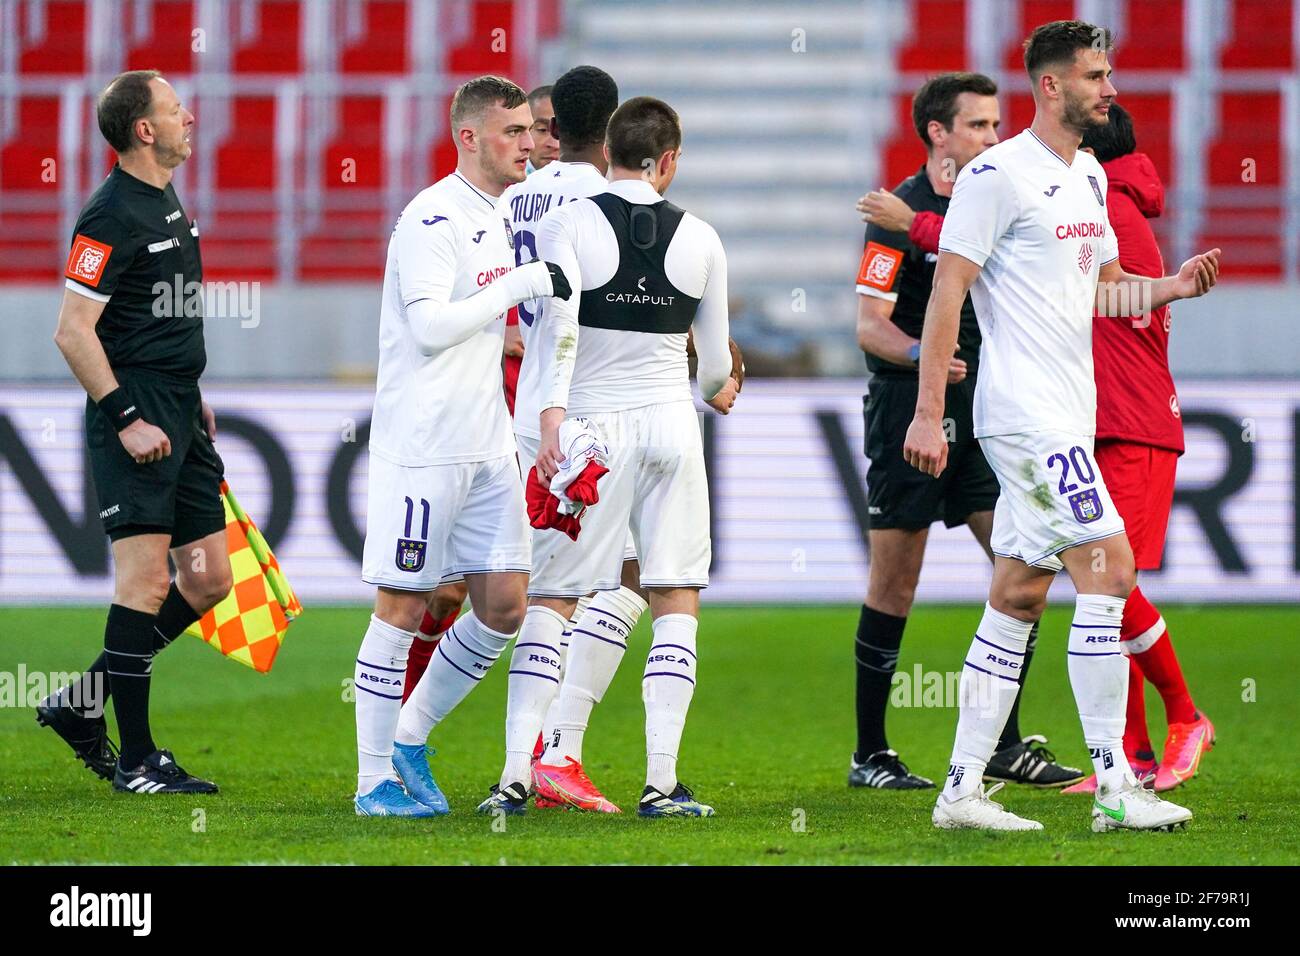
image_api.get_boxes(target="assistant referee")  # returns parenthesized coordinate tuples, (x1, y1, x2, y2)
(848, 72, 1082, 790)
(39, 70, 232, 794)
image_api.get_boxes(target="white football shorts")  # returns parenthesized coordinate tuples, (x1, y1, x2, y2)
(520, 400, 708, 596)
(361, 452, 531, 591)
(979, 431, 1126, 571)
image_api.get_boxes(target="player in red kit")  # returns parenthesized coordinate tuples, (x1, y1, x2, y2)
(1063, 103, 1212, 792)
(859, 102, 1213, 795)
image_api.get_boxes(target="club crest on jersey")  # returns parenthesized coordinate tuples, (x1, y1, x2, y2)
(1078, 242, 1094, 274)
(503, 217, 514, 249)
(1068, 488, 1104, 523)
(1087, 175, 1104, 206)
(395, 496, 431, 572)
(395, 538, 427, 572)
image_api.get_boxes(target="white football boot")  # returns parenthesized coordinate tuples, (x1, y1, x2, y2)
(933, 782, 1044, 831)
(1092, 776, 1192, 832)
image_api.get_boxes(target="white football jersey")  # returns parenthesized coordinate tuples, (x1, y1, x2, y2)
(370, 172, 517, 466)
(534, 178, 731, 419)
(938, 129, 1120, 439)
(498, 160, 610, 438)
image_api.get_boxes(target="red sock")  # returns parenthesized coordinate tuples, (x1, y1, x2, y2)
(1123, 658, 1152, 757)
(1121, 585, 1197, 725)
(401, 610, 459, 704)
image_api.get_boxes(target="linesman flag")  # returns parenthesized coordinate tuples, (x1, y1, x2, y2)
(183, 481, 302, 672)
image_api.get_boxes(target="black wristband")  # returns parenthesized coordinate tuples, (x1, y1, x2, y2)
(98, 386, 142, 432)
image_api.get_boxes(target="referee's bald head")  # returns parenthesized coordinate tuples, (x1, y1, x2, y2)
(97, 70, 163, 153)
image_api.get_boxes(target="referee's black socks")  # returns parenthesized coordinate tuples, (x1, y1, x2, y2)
(997, 621, 1038, 750)
(66, 584, 201, 719)
(104, 604, 159, 767)
(854, 605, 907, 760)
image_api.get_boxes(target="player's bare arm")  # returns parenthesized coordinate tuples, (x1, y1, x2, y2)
(857, 293, 967, 383)
(53, 288, 171, 464)
(856, 188, 916, 233)
(903, 251, 980, 477)
(1096, 248, 1221, 316)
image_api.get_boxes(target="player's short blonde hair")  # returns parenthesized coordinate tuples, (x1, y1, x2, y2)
(450, 75, 528, 130)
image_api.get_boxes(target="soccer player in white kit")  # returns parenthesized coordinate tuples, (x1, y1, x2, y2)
(481, 66, 658, 815)
(527, 96, 739, 818)
(904, 21, 1221, 832)
(352, 76, 573, 817)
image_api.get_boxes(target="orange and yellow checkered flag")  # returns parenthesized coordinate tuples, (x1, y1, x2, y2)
(184, 481, 303, 673)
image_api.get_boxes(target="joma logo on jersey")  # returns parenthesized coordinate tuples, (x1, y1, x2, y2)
(478, 266, 511, 286)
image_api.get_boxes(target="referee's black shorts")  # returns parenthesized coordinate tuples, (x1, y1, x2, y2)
(863, 373, 998, 531)
(86, 371, 226, 546)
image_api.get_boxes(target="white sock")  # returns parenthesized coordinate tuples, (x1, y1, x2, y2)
(499, 605, 567, 787)
(538, 595, 593, 753)
(395, 611, 512, 746)
(544, 587, 647, 765)
(1068, 593, 1130, 793)
(943, 604, 1032, 800)
(643, 613, 698, 794)
(355, 614, 415, 796)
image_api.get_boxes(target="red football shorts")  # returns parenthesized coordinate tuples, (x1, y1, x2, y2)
(1094, 440, 1179, 570)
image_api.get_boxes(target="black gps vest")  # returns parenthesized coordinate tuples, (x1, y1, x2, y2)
(577, 192, 702, 334)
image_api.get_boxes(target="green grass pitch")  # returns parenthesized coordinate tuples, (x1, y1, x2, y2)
(0, 604, 1294, 865)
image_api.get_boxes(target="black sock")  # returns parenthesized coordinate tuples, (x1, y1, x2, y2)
(998, 621, 1038, 750)
(854, 605, 907, 760)
(64, 584, 198, 719)
(104, 604, 158, 767)
(152, 583, 200, 652)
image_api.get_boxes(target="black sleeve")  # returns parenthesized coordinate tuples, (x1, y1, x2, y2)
(855, 223, 911, 297)
(64, 201, 136, 298)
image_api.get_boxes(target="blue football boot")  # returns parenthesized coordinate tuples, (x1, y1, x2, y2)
(637, 782, 715, 818)
(354, 779, 437, 817)
(391, 742, 451, 814)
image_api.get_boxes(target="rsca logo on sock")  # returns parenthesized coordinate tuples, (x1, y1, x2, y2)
(1084, 634, 1120, 644)
(1089, 747, 1115, 769)
(948, 765, 965, 787)
(49, 886, 151, 936)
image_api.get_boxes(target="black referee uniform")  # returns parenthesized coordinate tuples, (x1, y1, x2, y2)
(37, 162, 224, 794)
(65, 165, 225, 543)
(849, 164, 1008, 788)
(856, 164, 997, 529)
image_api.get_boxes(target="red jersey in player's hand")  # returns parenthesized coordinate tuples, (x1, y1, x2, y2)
(1092, 152, 1184, 454)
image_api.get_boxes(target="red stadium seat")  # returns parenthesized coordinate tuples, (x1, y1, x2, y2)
(340, 1, 409, 74)
(898, 0, 967, 72)
(1220, 0, 1294, 69)
(1003, 0, 1076, 71)
(1115, 0, 1185, 71)
(125, 0, 198, 74)
(17, 1, 87, 74)
(231, 0, 303, 74)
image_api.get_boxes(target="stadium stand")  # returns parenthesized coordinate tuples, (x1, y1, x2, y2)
(0, 0, 1295, 371)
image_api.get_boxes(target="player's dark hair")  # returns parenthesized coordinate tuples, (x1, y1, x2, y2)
(1023, 20, 1113, 78)
(450, 75, 527, 129)
(912, 72, 998, 150)
(606, 96, 681, 171)
(1080, 101, 1136, 162)
(527, 84, 553, 111)
(97, 69, 162, 153)
(551, 66, 618, 149)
